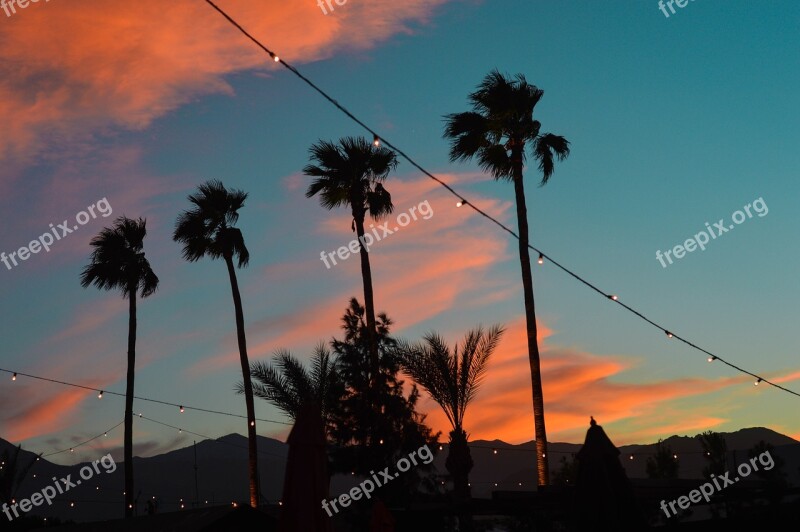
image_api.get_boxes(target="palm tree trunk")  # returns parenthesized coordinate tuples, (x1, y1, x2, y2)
(353, 214, 380, 381)
(124, 288, 136, 518)
(445, 428, 474, 532)
(511, 145, 549, 486)
(225, 255, 260, 508)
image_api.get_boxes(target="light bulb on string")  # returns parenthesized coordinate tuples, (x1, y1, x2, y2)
(708, 356, 716, 363)
(180, 406, 184, 413)
(98, 390, 103, 399)
(373, 135, 380, 147)
(665, 331, 673, 338)
(537, 253, 544, 265)
(12, 373, 17, 381)
(755, 378, 762, 386)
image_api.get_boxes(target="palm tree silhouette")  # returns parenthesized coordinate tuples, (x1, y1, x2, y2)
(304, 137, 397, 383)
(173, 180, 259, 508)
(444, 70, 570, 485)
(80, 216, 159, 517)
(240, 344, 343, 433)
(396, 325, 505, 530)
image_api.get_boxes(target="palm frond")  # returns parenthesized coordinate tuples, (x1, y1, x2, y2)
(304, 137, 397, 220)
(81, 216, 159, 299)
(173, 181, 249, 267)
(396, 325, 504, 432)
(532, 133, 570, 185)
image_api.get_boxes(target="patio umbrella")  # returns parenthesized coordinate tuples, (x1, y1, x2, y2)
(278, 403, 334, 532)
(572, 417, 648, 531)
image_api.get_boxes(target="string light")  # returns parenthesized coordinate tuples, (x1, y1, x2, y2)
(12, 372, 16, 381)
(456, 199, 466, 207)
(608, 294, 618, 301)
(206, 0, 800, 404)
(373, 135, 380, 147)
(755, 378, 762, 386)
(98, 391, 103, 399)
(0, 368, 291, 425)
(708, 356, 716, 363)
(665, 331, 674, 338)
(201, 0, 800, 404)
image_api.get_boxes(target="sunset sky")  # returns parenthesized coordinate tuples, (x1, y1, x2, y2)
(1, 0, 799, 466)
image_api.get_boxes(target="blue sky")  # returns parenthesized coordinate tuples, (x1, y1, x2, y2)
(0, 0, 798, 465)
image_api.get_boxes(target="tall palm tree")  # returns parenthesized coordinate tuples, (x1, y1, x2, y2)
(239, 344, 343, 432)
(444, 70, 570, 485)
(173, 180, 259, 508)
(396, 325, 505, 531)
(304, 137, 397, 383)
(80, 216, 159, 517)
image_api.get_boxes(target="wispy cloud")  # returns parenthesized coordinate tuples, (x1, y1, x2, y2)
(0, 0, 451, 164)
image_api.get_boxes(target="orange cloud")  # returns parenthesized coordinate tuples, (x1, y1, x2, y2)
(3, 387, 89, 442)
(413, 317, 747, 445)
(0, 0, 451, 163)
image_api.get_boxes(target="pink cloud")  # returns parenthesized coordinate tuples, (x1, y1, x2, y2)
(414, 317, 747, 445)
(0, 0, 452, 164)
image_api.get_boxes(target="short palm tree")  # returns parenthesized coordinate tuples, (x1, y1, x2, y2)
(80, 216, 159, 517)
(240, 344, 343, 433)
(304, 137, 396, 383)
(173, 180, 259, 508)
(444, 70, 570, 485)
(396, 325, 505, 530)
